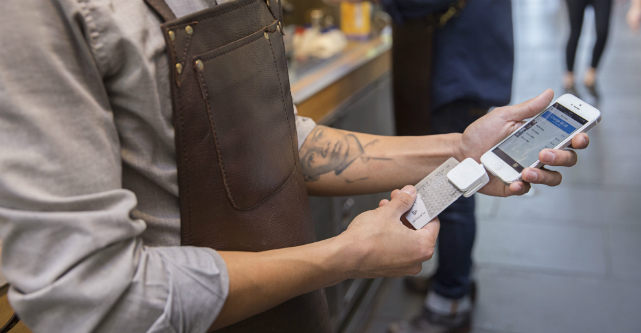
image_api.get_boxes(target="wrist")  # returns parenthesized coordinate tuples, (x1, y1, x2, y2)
(449, 132, 465, 161)
(326, 233, 364, 281)
(322, 235, 356, 282)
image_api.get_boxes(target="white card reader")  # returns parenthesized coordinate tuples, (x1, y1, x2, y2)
(446, 158, 490, 198)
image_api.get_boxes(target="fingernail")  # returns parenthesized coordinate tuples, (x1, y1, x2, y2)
(542, 151, 555, 163)
(525, 170, 538, 181)
(514, 183, 523, 192)
(401, 185, 416, 195)
(582, 136, 588, 147)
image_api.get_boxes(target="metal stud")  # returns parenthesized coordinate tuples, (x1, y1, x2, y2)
(185, 25, 193, 35)
(264, 32, 269, 40)
(266, 0, 269, 7)
(168, 30, 175, 41)
(175, 63, 183, 74)
(278, 22, 282, 34)
(195, 59, 204, 70)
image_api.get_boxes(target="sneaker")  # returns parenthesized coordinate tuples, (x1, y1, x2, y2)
(388, 305, 472, 333)
(564, 84, 580, 98)
(585, 82, 599, 98)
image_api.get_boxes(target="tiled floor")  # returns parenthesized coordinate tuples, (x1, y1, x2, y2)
(360, 1, 641, 332)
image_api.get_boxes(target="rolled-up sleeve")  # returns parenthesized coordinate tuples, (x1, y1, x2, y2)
(0, 1, 227, 332)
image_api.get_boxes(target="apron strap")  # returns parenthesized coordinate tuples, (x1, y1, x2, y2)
(144, 0, 177, 22)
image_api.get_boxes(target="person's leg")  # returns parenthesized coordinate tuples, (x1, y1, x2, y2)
(389, 100, 484, 333)
(565, 0, 589, 90)
(584, 0, 613, 89)
(429, 100, 481, 300)
(430, 195, 476, 300)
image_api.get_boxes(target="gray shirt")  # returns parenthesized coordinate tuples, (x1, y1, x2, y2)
(0, 0, 315, 332)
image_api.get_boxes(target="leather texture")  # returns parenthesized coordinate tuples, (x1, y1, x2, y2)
(145, 0, 332, 331)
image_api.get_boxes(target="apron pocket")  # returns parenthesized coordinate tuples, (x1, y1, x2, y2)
(194, 23, 298, 211)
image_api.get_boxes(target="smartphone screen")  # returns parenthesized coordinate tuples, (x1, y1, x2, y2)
(491, 103, 588, 172)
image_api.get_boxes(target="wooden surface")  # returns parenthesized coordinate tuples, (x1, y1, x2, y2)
(0, 286, 31, 333)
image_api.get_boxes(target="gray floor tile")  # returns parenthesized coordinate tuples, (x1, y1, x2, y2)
(474, 219, 607, 275)
(373, 278, 424, 320)
(610, 228, 641, 282)
(491, 185, 641, 229)
(472, 328, 521, 333)
(473, 268, 641, 333)
(475, 194, 498, 219)
(359, 2, 641, 332)
(361, 319, 391, 333)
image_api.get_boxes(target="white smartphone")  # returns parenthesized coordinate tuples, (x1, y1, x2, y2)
(480, 94, 601, 184)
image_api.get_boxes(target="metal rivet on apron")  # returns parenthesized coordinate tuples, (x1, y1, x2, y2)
(185, 25, 193, 35)
(168, 30, 175, 41)
(176, 63, 183, 74)
(266, 0, 270, 7)
(264, 32, 269, 40)
(195, 59, 204, 70)
(278, 22, 282, 34)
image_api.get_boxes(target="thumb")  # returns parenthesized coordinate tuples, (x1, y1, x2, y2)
(379, 185, 417, 217)
(502, 89, 554, 121)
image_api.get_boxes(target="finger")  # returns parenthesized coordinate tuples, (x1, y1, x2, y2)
(378, 199, 390, 207)
(501, 89, 554, 121)
(416, 218, 440, 260)
(419, 217, 440, 236)
(508, 181, 531, 196)
(539, 149, 578, 167)
(380, 185, 417, 216)
(521, 167, 563, 186)
(390, 189, 401, 199)
(570, 133, 589, 149)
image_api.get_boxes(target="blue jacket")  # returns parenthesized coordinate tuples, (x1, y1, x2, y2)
(382, 0, 514, 109)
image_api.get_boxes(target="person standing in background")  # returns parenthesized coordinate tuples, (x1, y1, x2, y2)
(381, 0, 514, 332)
(563, 0, 613, 97)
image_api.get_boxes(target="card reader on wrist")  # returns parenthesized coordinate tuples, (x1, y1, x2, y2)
(404, 158, 490, 230)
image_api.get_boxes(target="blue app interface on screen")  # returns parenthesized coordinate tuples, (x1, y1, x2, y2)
(493, 103, 587, 172)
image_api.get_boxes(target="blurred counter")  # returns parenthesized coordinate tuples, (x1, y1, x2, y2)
(291, 32, 396, 333)
(289, 32, 392, 125)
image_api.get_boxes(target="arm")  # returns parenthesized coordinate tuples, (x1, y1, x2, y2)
(214, 91, 589, 329)
(211, 185, 439, 330)
(301, 90, 590, 198)
(0, 3, 227, 332)
(299, 126, 460, 196)
(1, 3, 439, 333)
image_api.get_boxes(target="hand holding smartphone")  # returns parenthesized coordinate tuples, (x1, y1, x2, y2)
(481, 94, 601, 184)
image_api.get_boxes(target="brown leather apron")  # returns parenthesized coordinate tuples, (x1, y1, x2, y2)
(144, 0, 331, 331)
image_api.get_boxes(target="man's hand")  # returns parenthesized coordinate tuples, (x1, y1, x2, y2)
(212, 184, 438, 330)
(457, 89, 590, 197)
(337, 185, 440, 279)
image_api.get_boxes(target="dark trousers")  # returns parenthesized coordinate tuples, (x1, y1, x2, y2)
(430, 100, 487, 299)
(565, 0, 613, 71)
(391, 19, 487, 299)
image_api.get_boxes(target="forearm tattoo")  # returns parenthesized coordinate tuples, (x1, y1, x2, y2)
(300, 126, 391, 182)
